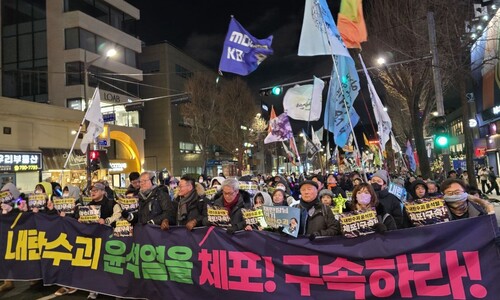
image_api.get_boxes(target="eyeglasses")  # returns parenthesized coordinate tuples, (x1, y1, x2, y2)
(223, 191, 237, 196)
(444, 190, 464, 196)
(139, 179, 151, 183)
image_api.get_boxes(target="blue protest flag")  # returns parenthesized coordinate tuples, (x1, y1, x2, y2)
(219, 17, 273, 76)
(324, 55, 360, 148)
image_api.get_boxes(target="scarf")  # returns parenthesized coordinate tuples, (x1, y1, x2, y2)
(177, 189, 197, 224)
(448, 200, 469, 217)
(300, 198, 318, 211)
(223, 193, 240, 213)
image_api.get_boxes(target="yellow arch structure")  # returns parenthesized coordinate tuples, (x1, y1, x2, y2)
(110, 130, 141, 172)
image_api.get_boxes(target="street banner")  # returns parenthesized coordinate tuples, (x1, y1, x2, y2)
(1, 213, 500, 299)
(219, 17, 273, 76)
(404, 198, 450, 227)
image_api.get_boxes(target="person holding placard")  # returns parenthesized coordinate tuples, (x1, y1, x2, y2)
(349, 183, 397, 234)
(203, 178, 251, 234)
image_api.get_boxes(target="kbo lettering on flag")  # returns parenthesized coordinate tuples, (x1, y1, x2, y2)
(219, 17, 273, 76)
(80, 88, 104, 153)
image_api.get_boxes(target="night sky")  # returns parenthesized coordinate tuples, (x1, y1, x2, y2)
(126, 0, 382, 141)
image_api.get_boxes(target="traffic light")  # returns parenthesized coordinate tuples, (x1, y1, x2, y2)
(89, 150, 100, 172)
(259, 85, 282, 96)
(430, 116, 449, 148)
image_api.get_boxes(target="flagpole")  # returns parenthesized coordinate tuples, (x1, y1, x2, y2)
(330, 54, 368, 182)
(58, 114, 87, 185)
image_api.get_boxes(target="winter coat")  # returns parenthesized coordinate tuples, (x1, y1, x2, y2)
(376, 189, 404, 229)
(375, 203, 397, 231)
(133, 186, 176, 225)
(294, 200, 340, 237)
(447, 201, 487, 220)
(173, 189, 204, 226)
(202, 192, 251, 231)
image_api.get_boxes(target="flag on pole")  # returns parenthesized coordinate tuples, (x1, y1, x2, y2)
(290, 136, 301, 162)
(337, 0, 367, 49)
(80, 88, 104, 153)
(406, 140, 417, 172)
(219, 17, 273, 76)
(302, 128, 319, 156)
(282, 141, 296, 165)
(359, 54, 392, 151)
(283, 76, 324, 121)
(391, 134, 402, 153)
(311, 126, 322, 150)
(268, 106, 277, 134)
(264, 113, 293, 144)
(298, 0, 351, 57)
(326, 140, 331, 161)
(363, 133, 370, 146)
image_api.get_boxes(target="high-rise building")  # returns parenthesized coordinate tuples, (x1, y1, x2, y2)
(0, 0, 145, 190)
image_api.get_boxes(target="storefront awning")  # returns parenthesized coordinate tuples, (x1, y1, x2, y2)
(40, 148, 86, 170)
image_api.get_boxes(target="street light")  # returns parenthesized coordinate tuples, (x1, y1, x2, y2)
(376, 57, 386, 65)
(83, 48, 116, 192)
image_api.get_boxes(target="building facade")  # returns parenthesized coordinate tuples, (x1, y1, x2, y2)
(0, 0, 145, 189)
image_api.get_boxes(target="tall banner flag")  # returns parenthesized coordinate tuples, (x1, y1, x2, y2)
(80, 88, 104, 153)
(337, 0, 367, 49)
(298, 0, 361, 148)
(289, 136, 301, 162)
(298, 0, 351, 57)
(326, 140, 331, 160)
(283, 76, 324, 121)
(219, 17, 273, 76)
(324, 56, 360, 148)
(282, 142, 296, 165)
(406, 140, 417, 172)
(359, 55, 392, 151)
(302, 128, 319, 156)
(264, 113, 293, 144)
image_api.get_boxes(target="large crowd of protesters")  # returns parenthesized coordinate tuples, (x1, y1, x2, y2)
(0, 167, 497, 298)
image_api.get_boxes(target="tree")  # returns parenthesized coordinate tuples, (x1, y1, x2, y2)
(180, 73, 222, 175)
(213, 77, 259, 175)
(363, 0, 452, 179)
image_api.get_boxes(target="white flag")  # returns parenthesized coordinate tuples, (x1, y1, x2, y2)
(474, 4, 487, 18)
(359, 54, 392, 151)
(326, 140, 331, 160)
(391, 134, 402, 153)
(298, 0, 350, 57)
(283, 77, 324, 121)
(80, 88, 104, 153)
(311, 125, 322, 151)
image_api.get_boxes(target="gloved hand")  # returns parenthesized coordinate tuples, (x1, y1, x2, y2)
(373, 223, 387, 234)
(160, 219, 170, 231)
(309, 232, 319, 241)
(185, 219, 197, 231)
(226, 227, 236, 235)
(121, 210, 130, 219)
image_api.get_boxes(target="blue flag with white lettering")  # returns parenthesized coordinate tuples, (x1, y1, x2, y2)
(219, 17, 273, 76)
(324, 55, 360, 148)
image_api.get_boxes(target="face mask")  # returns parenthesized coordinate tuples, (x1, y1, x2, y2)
(327, 183, 337, 189)
(276, 185, 286, 191)
(356, 193, 372, 205)
(443, 192, 468, 203)
(62, 193, 70, 198)
(35, 190, 43, 194)
(198, 179, 204, 183)
(259, 180, 264, 185)
(371, 183, 382, 192)
(215, 185, 222, 192)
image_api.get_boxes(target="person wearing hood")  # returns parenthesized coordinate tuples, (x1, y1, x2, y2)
(122, 171, 176, 230)
(441, 179, 488, 220)
(319, 189, 335, 207)
(326, 174, 346, 198)
(294, 180, 340, 239)
(0, 182, 21, 215)
(252, 191, 272, 208)
(409, 180, 428, 200)
(274, 180, 296, 205)
(370, 170, 405, 229)
(210, 177, 225, 189)
(173, 176, 204, 231)
(32, 182, 58, 215)
(426, 181, 443, 198)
